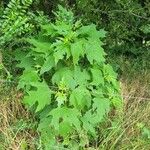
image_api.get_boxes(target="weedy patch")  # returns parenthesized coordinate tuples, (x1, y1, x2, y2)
(0, 84, 38, 150)
(0, 71, 150, 149)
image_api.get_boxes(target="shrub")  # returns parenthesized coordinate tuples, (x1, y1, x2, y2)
(16, 6, 122, 149)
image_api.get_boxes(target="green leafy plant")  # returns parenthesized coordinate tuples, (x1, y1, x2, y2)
(0, 0, 34, 46)
(0, 0, 51, 79)
(16, 5, 122, 149)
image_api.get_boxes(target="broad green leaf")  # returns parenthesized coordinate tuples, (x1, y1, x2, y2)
(14, 50, 27, 61)
(38, 117, 52, 134)
(77, 24, 106, 40)
(77, 25, 91, 35)
(52, 67, 76, 89)
(92, 97, 110, 122)
(74, 66, 90, 85)
(34, 55, 44, 67)
(38, 116, 56, 149)
(59, 121, 72, 137)
(103, 64, 119, 89)
(70, 86, 91, 110)
(27, 38, 51, 54)
(18, 69, 40, 89)
(105, 83, 117, 97)
(40, 55, 55, 74)
(104, 64, 117, 79)
(23, 82, 51, 112)
(53, 40, 71, 64)
(71, 40, 84, 65)
(85, 40, 105, 64)
(14, 49, 34, 69)
(81, 111, 96, 136)
(53, 49, 66, 65)
(55, 5, 74, 25)
(91, 68, 104, 86)
(16, 56, 34, 69)
(91, 88, 104, 98)
(51, 22, 72, 36)
(49, 107, 81, 131)
(52, 68, 68, 84)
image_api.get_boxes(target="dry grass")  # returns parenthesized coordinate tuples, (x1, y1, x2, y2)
(99, 71, 150, 150)
(0, 86, 38, 150)
(0, 70, 150, 150)
(118, 72, 150, 150)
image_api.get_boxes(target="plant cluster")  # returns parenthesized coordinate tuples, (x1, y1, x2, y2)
(0, 0, 34, 46)
(15, 6, 122, 149)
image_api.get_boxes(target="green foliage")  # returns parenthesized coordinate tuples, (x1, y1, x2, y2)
(0, 1, 149, 149)
(16, 6, 122, 149)
(42, 0, 149, 57)
(0, 0, 34, 46)
(0, 0, 52, 79)
(0, 0, 35, 80)
(74, 0, 150, 56)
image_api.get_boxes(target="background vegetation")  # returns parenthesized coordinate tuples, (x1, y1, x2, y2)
(0, 0, 150, 149)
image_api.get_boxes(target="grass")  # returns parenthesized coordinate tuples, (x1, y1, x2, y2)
(118, 73, 150, 150)
(97, 70, 150, 150)
(0, 86, 38, 150)
(0, 57, 150, 150)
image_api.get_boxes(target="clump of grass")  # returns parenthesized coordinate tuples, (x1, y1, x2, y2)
(119, 72, 150, 150)
(98, 57, 150, 150)
(0, 84, 38, 150)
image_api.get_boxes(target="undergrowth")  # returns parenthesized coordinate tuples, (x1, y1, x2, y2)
(0, 66, 150, 149)
(0, 1, 149, 150)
